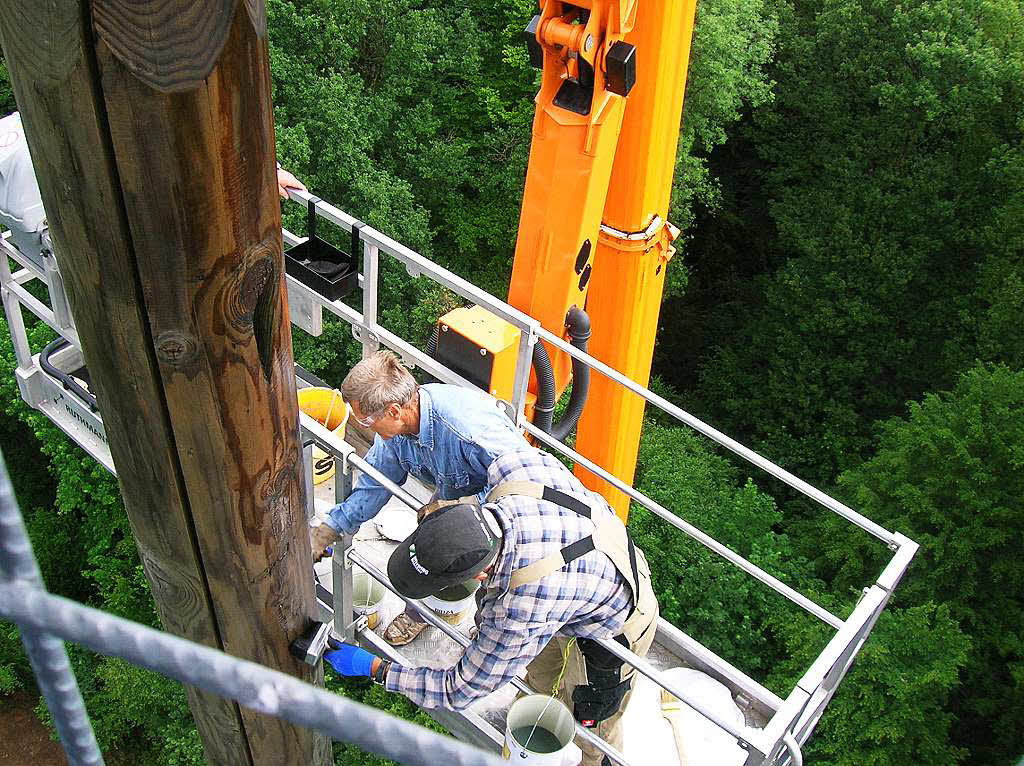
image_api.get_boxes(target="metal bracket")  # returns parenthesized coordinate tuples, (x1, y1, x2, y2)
(600, 214, 664, 242)
(351, 324, 381, 348)
(345, 614, 369, 633)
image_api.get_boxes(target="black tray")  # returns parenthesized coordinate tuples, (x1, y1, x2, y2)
(284, 196, 359, 301)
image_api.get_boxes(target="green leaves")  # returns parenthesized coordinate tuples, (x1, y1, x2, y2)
(827, 364, 1024, 760)
(771, 603, 969, 766)
(692, 0, 1024, 488)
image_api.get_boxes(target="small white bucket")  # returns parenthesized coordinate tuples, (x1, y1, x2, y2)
(503, 694, 579, 765)
(351, 572, 386, 630)
(422, 579, 480, 616)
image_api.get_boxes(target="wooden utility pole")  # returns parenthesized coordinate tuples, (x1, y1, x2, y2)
(0, 2, 330, 764)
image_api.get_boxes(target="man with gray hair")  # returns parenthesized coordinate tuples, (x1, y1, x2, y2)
(310, 350, 529, 643)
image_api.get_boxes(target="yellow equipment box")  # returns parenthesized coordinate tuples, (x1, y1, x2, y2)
(435, 305, 523, 406)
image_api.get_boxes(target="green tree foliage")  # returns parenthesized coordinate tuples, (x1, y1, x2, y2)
(821, 364, 1024, 760)
(769, 603, 968, 766)
(695, 0, 1024, 484)
(630, 421, 818, 685)
(267, 0, 536, 280)
(670, 0, 777, 239)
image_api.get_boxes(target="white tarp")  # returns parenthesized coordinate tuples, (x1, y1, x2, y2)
(622, 667, 750, 766)
(0, 111, 46, 235)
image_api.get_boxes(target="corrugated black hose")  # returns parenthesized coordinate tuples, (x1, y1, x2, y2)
(549, 306, 591, 441)
(531, 340, 556, 433)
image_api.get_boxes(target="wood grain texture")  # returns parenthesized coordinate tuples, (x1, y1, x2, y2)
(0, 1, 80, 86)
(0, 2, 251, 763)
(95, 2, 327, 763)
(92, 0, 238, 91)
(0, 1, 327, 763)
(243, 0, 267, 39)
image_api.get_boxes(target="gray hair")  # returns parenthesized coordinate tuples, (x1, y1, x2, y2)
(341, 350, 418, 415)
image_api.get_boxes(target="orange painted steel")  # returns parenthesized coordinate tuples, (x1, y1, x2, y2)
(574, 0, 699, 519)
(507, 0, 637, 393)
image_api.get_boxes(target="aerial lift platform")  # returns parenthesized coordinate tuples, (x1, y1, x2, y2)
(1, 184, 919, 765)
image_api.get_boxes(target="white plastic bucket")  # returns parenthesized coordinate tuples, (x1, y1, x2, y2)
(422, 579, 480, 616)
(503, 694, 578, 765)
(351, 572, 386, 630)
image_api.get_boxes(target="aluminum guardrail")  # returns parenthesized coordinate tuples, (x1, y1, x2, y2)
(279, 188, 917, 764)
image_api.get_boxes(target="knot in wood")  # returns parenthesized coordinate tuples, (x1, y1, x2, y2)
(228, 255, 275, 331)
(156, 331, 198, 368)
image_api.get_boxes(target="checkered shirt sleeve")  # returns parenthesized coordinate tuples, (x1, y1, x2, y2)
(386, 448, 632, 709)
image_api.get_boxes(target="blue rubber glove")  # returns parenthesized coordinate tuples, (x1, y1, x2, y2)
(323, 643, 375, 677)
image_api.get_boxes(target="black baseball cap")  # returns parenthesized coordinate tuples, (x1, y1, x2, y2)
(387, 503, 501, 600)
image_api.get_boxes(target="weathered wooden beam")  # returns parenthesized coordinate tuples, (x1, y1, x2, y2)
(0, 2, 329, 764)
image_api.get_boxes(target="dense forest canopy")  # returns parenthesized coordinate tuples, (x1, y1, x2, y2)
(1, 0, 1022, 764)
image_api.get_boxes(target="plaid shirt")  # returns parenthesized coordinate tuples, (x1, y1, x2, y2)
(386, 448, 633, 710)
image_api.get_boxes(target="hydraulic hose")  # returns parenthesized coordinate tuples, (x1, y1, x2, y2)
(40, 338, 98, 411)
(531, 340, 556, 433)
(426, 325, 439, 359)
(550, 306, 591, 441)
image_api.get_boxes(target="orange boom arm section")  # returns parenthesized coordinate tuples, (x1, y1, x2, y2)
(507, 0, 638, 392)
(437, 0, 697, 520)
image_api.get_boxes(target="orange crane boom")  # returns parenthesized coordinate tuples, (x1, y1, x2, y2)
(574, 0, 698, 516)
(436, 0, 697, 519)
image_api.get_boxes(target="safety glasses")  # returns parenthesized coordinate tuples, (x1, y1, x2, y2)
(351, 409, 382, 428)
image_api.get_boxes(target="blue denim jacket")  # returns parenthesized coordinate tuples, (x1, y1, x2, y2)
(325, 384, 529, 534)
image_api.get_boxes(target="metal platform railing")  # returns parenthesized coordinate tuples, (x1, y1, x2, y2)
(0, 184, 920, 766)
(276, 186, 918, 764)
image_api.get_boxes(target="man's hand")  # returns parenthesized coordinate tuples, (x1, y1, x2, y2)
(310, 523, 339, 562)
(323, 643, 376, 677)
(276, 167, 307, 200)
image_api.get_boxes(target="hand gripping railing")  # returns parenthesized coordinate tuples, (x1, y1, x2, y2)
(0, 449, 506, 766)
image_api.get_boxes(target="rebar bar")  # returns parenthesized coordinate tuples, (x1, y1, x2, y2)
(0, 449, 104, 766)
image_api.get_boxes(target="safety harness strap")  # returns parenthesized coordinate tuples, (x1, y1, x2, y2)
(494, 480, 642, 616)
(508, 536, 596, 588)
(489, 481, 595, 516)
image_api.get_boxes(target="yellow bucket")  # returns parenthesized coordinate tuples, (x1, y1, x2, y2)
(297, 387, 349, 485)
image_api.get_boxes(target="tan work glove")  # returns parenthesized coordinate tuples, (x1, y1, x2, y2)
(416, 502, 438, 523)
(310, 523, 340, 562)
